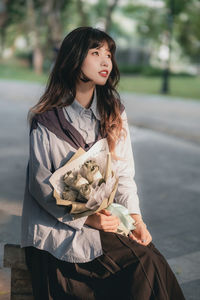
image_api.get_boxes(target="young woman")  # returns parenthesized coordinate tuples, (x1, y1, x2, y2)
(21, 27, 185, 300)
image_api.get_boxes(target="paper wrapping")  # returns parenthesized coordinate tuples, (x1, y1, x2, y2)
(49, 139, 118, 219)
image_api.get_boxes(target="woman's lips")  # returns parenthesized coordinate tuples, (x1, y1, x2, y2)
(99, 70, 108, 77)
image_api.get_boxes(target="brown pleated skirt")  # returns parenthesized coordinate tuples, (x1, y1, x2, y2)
(25, 231, 185, 300)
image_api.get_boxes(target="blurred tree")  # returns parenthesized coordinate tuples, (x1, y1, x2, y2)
(105, 0, 119, 33)
(176, 0, 200, 71)
(0, 0, 9, 57)
(41, 0, 66, 51)
(88, 0, 119, 33)
(2, 0, 200, 78)
(122, 3, 165, 56)
(0, 0, 26, 57)
(1, 0, 120, 72)
(26, 0, 68, 74)
(123, 0, 189, 93)
(76, 0, 89, 26)
(161, 0, 187, 93)
(26, 0, 43, 74)
(166, 0, 187, 15)
(0, 0, 70, 72)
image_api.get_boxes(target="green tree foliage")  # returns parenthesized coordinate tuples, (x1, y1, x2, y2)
(122, 0, 199, 63)
(81, 0, 119, 33)
(165, 0, 187, 16)
(0, 0, 26, 54)
(176, 0, 200, 62)
(122, 2, 166, 47)
(2, 0, 199, 74)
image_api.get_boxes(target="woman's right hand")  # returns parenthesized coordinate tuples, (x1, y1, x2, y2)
(85, 209, 120, 232)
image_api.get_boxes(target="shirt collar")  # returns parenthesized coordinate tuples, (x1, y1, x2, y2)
(70, 88, 101, 121)
(70, 97, 85, 115)
(89, 88, 101, 121)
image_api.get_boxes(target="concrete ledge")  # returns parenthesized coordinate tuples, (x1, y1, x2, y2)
(3, 244, 33, 300)
(4, 244, 27, 270)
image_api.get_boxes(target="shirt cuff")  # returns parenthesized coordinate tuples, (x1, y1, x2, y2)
(125, 195, 141, 215)
(114, 189, 141, 216)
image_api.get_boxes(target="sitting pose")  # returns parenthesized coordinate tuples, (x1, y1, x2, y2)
(21, 26, 185, 300)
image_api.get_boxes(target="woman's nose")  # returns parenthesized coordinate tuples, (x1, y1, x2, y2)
(100, 59, 108, 67)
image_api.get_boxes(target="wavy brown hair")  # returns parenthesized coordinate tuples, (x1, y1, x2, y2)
(29, 27, 125, 156)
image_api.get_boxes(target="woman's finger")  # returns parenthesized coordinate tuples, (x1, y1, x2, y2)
(104, 217, 119, 224)
(99, 209, 111, 216)
(139, 233, 152, 246)
(100, 214, 119, 225)
(100, 221, 119, 230)
(140, 231, 147, 244)
(129, 233, 138, 242)
(101, 225, 119, 232)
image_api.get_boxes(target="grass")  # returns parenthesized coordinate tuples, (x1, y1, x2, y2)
(0, 60, 200, 100)
(119, 75, 200, 100)
(0, 60, 47, 84)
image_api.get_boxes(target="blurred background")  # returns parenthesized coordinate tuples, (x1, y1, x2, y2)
(0, 0, 200, 98)
(0, 1, 200, 300)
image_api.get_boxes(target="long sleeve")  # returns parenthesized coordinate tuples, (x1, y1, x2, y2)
(113, 111, 141, 215)
(28, 123, 87, 230)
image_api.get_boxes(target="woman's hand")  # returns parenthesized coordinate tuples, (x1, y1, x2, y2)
(85, 209, 120, 232)
(129, 214, 152, 246)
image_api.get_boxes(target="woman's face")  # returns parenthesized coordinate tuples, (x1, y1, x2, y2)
(80, 41, 113, 85)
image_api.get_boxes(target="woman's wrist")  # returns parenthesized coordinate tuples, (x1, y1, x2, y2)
(130, 214, 143, 222)
(130, 214, 146, 228)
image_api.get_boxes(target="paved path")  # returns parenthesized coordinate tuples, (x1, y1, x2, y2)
(122, 92, 200, 145)
(130, 127, 200, 300)
(0, 80, 200, 299)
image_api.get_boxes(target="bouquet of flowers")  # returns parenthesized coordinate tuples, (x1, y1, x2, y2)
(49, 139, 135, 236)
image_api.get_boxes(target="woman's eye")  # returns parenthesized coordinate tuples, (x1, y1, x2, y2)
(92, 51, 99, 55)
(107, 54, 111, 58)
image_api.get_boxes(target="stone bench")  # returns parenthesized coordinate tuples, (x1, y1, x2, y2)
(3, 244, 33, 300)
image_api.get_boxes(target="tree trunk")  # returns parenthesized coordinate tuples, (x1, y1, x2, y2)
(26, 0, 44, 74)
(76, 0, 89, 26)
(33, 46, 43, 74)
(161, 9, 174, 94)
(40, 0, 67, 66)
(0, 27, 5, 58)
(0, 0, 9, 58)
(105, 0, 119, 33)
(42, 0, 63, 50)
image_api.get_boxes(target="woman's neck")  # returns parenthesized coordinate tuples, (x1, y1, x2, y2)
(75, 81, 95, 108)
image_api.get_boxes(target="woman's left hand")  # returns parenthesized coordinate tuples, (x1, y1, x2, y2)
(129, 215, 152, 246)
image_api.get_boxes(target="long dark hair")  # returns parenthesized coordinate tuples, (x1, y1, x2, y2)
(29, 27, 125, 155)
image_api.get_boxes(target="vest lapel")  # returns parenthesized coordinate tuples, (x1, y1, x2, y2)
(30, 107, 105, 151)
